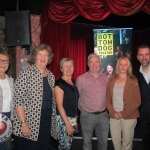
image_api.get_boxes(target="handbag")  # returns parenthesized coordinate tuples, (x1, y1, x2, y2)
(0, 113, 12, 142)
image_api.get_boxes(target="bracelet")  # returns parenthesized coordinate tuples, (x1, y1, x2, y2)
(21, 120, 27, 124)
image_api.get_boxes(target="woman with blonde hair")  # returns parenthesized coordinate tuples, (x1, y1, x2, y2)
(106, 57, 141, 150)
(54, 58, 79, 150)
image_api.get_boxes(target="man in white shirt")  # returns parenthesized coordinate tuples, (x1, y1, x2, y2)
(135, 44, 150, 150)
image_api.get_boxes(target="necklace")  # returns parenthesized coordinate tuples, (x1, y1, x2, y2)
(62, 77, 73, 85)
(65, 79, 73, 85)
(117, 77, 127, 84)
(41, 69, 47, 77)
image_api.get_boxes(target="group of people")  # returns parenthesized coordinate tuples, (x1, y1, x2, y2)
(0, 43, 150, 150)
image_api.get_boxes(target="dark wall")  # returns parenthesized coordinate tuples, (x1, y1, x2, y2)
(0, 0, 46, 16)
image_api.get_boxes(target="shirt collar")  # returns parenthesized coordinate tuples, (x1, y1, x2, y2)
(88, 71, 102, 77)
(139, 65, 150, 74)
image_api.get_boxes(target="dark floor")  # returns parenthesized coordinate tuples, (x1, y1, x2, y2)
(50, 138, 142, 150)
(11, 139, 142, 150)
(71, 140, 142, 150)
(11, 119, 143, 150)
(50, 119, 143, 150)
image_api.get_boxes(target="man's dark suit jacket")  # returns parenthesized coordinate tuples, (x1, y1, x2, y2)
(134, 69, 150, 121)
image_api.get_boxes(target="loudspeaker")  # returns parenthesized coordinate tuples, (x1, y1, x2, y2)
(5, 10, 31, 46)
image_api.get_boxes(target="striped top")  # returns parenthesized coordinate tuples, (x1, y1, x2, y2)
(76, 72, 108, 112)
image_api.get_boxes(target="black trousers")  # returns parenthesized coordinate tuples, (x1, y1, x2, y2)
(140, 115, 150, 150)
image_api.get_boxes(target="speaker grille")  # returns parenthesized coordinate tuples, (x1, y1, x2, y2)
(5, 10, 31, 46)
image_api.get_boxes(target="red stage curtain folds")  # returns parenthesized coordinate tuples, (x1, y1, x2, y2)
(41, 0, 150, 80)
(143, 1, 150, 14)
(41, 0, 150, 26)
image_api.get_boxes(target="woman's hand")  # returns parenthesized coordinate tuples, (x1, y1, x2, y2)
(114, 112, 122, 120)
(66, 124, 74, 136)
(22, 122, 31, 137)
(76, 122, 78, 127)
(16, 106, 31, 137)
(117, 112, 122, 118)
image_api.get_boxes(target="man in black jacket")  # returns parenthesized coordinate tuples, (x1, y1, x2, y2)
(135, 44, 150, 150)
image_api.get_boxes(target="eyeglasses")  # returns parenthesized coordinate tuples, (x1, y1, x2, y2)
(0, 59, 9, 64)
(36, 54, 49, 57)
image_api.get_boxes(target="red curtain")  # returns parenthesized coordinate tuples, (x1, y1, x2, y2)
(72, 0, 110, 21)
(41, 19, 71, 80)
(68, 24, 87, 80)
(41, 19, 91, 81)
(48, 0, 79, 23)
(101, 0, 149, 15)
(41, 0, 150, 27)
(143, 1, 150, 14)
(41, 0, 150, 80)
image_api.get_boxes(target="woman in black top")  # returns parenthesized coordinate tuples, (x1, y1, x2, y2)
(54, 58, 79, 150)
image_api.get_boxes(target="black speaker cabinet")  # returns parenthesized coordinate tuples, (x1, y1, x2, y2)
(5, 10, 31, 46)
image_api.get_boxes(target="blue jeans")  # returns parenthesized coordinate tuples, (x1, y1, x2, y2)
(0, 112, 11, 150)
(80, 111, 109, 150)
